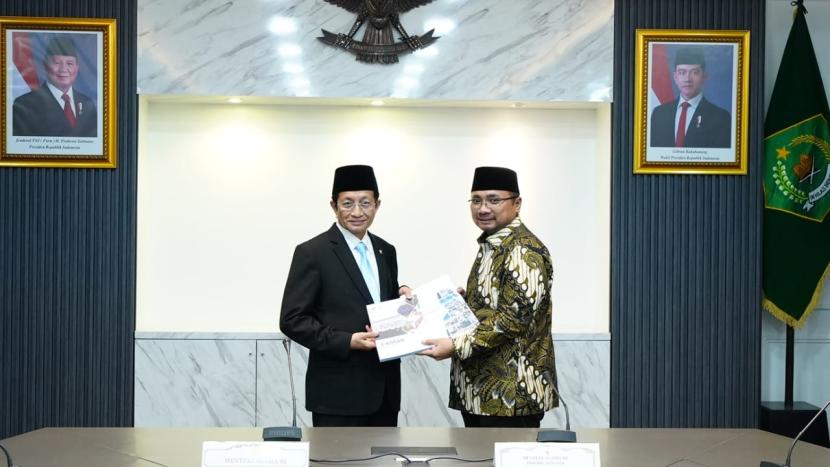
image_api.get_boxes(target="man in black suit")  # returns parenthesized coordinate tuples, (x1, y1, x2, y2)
(650, 47, 731, 148)
(280, 165, 409, 427)
(12, 35, 97, 138)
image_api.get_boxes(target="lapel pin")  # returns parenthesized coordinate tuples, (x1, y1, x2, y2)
(695, 115, 702, 128)
(378, 249, 383, 255)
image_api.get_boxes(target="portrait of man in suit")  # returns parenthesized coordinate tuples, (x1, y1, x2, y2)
(649, 46, 732, 149)
(11, 34, 98, 138)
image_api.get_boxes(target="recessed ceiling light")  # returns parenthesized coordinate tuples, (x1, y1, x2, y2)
(228, 97, 242, 104)
(423, 18, 456, 35)
(414, 46, 439, 59)
(370, 100, 385, 106)
(268, 16, 297, 36)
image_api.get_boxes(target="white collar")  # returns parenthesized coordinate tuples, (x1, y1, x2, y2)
(678, 92, 703, 108)
(335, 222, 373, 252)
(46, 81, 74, 103)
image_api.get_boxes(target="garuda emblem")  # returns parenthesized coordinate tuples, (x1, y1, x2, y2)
(765, 114, 830, 222)
(318, 0, 439, 64)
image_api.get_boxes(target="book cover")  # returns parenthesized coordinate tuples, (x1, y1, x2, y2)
(367, 276, 478, 362)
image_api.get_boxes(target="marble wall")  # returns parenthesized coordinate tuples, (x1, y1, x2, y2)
(135, 333, 610, 429)
(135, 338, 258, 426)
(137, 0, 613, 101)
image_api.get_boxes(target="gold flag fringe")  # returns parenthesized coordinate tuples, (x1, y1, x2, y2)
(763, 261, 830, 329)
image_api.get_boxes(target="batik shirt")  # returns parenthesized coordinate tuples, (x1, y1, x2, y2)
(449, 217, 558, 416)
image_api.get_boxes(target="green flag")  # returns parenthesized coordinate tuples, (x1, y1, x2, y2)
(763, 2, 830, 328)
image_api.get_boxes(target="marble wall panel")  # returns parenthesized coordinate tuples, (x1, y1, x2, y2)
(135, 339, 257, 426)
(548, 338, 610, 428)
(137, 0, 613, 101)
(136, 334, 610, 428)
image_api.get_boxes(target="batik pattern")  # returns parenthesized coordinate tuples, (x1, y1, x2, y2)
(449, 218, 558, 416)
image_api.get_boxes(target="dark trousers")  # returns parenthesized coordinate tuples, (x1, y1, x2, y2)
(461, 411, 544, 428)
(312, 383, 398, 427)
(312, 408, 398, 427)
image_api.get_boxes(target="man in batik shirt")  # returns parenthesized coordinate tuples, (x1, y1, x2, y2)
(422, 166, 558, 428)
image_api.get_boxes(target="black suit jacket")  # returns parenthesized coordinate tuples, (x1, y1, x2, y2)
(650, 96, 731, 148)
(280, 223, 401, 416)
(12, 84, 98, 137)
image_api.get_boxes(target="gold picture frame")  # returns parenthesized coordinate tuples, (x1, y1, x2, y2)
(634, 29, 749, 175)
(0, 16, 117, 168)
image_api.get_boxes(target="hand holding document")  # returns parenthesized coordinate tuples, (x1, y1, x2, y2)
(366, 276, 478, 362)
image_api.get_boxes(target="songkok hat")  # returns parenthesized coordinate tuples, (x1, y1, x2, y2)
(674, 47, 705, 70)
(471, 166, 519, 194)
(332, 165, 378, 198)
(45, 35, 78, 58)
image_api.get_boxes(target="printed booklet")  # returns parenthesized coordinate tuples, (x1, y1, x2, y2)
(367, 275, 479, 362)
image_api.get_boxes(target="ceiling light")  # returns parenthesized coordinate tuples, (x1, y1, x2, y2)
(414, 46, 439, 59)
(268, 16, 297, 36)
(424, 18, 456, 35)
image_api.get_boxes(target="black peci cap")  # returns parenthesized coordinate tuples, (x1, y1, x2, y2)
(332, 165, 378, 199)
(471, 166, 519, 194)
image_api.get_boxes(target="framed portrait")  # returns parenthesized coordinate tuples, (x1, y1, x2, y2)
(0, 16, 116, 168)
(634, 29, 750, 175)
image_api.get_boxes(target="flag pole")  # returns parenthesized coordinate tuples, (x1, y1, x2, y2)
(783, 0, 805, 413)
(785, 325, 794, 407)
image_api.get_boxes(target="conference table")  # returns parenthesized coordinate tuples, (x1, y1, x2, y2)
(2, 426, 830, 466)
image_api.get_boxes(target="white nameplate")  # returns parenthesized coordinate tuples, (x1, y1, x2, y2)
(494, 442, 601, 467)
(202, 441, 309, 467)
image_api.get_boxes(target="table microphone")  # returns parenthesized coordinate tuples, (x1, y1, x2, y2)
(0, 443, 14, 467)
(262, 339, 302, 442)
(760, 397, 830, 467)
(536, 377, 577, 443)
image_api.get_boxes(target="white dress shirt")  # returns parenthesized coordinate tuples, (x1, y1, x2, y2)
(335, 222, 381, 293)
(674, 92, 703, 136)
(46, 82, 76, 117)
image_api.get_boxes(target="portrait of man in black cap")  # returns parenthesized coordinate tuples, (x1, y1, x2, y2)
(11, 34, 98, 138)
(650, 46, 732, 148)
(280, 164, 411, 427)
(421, 166, 558, 428)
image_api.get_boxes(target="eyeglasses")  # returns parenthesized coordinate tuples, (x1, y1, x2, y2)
(468, 196, 518, 208)
(338, 200, 376, 211)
